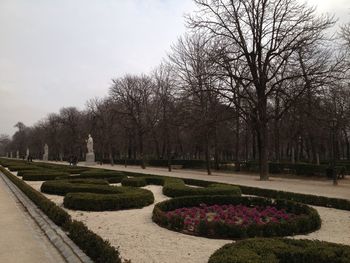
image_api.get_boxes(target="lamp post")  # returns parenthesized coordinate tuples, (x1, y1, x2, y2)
(331, 118, 337, 186)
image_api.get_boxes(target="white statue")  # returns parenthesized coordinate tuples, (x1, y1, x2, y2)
(16, 150, 19, 159)
(43, 144, 49, 161)
(26, 148, 29, 157)
(44, 144, 49, 155)
(86, 134, 94, 153)
(85, 134, 95, 165)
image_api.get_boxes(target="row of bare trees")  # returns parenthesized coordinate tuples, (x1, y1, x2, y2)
(2, 0, 350, 180)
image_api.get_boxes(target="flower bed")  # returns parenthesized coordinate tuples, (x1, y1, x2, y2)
(166, 204, 294, 234)
(153, 195, 321, 239)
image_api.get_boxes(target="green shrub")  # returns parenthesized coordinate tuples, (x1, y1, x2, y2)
(33, 162, 91, 174)
(64, 187, 154, 211)
(22, 172, 70, 181)
(67, 220, 121, 263)
(163, 178, 242, 197)
(237, 184, 350, 211)
(8, 165, 39, 172)
(41, 179, 154, 211)
(73, 170, 127, 183)
(208, 238, 350, 263)
(121, 177, 147, 187)
(177, 177, 350, 211)
(41, 179, 113, 195)
(17, 169, 49, 177)
(153, 196, 321, 239)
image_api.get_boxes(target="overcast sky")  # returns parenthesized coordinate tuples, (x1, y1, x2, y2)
(0, 0, 349, 136)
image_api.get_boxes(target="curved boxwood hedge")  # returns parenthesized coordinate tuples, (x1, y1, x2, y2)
(153, 195, 321, 239)
(162, 179, 242, 197)
(122, 177, 147, 187)
(8, 165, 39, 172)
(70, 170, 127, 183)
(17, 169, 48, 177)
(41, 179, 154, 211)
(22, 172, 70, 181)
(208, 238, 350, 263)
(120, 175, 242, 197)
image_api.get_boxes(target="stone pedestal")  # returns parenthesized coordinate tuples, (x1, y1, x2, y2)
(85, 152, 95, 165)
(43, 154, 48, 161)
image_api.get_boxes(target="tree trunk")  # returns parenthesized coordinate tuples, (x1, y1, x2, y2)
(257, 121, 269, 180)
(138, 131, 145, 169)
(205, 131, 211, 175)
(166, 125, 172, 172)
(214, 126, 219, 170)
(344, 129, 350, 160)
(235, 116, 240, 162)
(108, 144, 114, 166)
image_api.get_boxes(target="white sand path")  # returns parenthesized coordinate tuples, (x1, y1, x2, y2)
(27, 179, 350, 263)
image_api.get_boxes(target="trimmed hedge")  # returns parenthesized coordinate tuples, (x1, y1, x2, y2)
(71, 170, 127, 183)
(120, 174, 242, 197)
(64, 187, 154, 211)
(237, 184, 350, 211)
(163, 179, 242, 198)
(208, 238, 350, 263)
(0, 166, 121, 263)
(175, 177, 350, 211)
(17, 169, 48, 177)
(153, 195, 321, 239)
(41, 179, 154, 211)
(33, 162, 91, 174)
(8, 165, 39, 172)
(7, 159, 350, 211)
(122, 177, 147, 187)
(22, 172, 70, 181)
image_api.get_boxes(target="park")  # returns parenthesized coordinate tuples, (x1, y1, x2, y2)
(1, 0, 350, 263)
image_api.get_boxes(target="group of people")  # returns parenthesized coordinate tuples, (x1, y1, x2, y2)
(68, 155, 78, 166)
(23, 154, 33, 162)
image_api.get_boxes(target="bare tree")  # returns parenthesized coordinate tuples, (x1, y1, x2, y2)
(342, 24, 350, 47)
(153, 63, 176, 171)
(0, 134, 10, 156)
(188, 0, 335, 179)
(110, 74, 160, 169)
(87, 97, 119, 165)
(170, 33, 225, 175)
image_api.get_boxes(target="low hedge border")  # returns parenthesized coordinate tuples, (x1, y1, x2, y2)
(121, 177, 147, 187)
(152, 195, 321, 239)
(17, 169, 49, 177)
(66, 170, 127, 183)
(119, 174, 242, 197)
(41, 179, 155, 211)
(208, 238, 350, 263)
(178, 178, 350, 211)
(0, 166, 121, 263)
(33, 162, 91, 174)
(162, 179, 242, 197)
(22, 172, 70, 181)
(85, 169, 350, 211)
(6, 159, 350, 212)
(7, 165, 39, 172)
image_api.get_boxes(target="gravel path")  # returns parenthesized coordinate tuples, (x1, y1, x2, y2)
(27, 178, 350, 263)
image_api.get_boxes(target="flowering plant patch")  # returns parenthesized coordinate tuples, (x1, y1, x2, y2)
(166, 204, 294, 233)
(152, 195, 321, 238)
